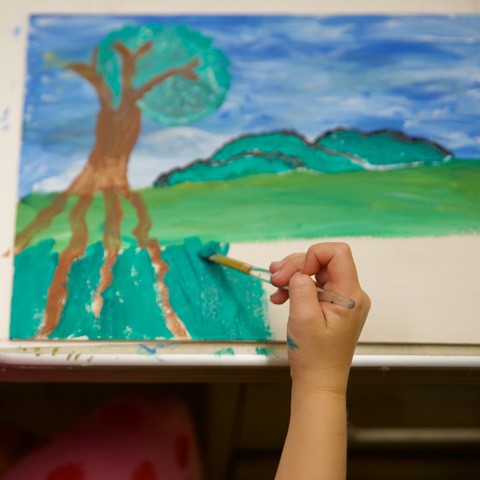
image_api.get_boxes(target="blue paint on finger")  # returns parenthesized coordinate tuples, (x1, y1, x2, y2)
(287, 336, 299, 349)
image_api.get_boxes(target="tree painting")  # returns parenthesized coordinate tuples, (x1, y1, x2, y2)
(10, 15, 479, 342)
(14, 25, 230, 338)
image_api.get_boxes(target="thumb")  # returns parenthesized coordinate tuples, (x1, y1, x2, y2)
(288, 272, 325, 326)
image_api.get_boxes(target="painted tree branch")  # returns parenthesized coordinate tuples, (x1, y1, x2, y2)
(67, 47, 112, 107)
(113, 42, 136, 101)
(134, 57, 200, 100)
(113, 41, 154, 103)
(132, 41, 153, 60)
(113, 42, 152, 102)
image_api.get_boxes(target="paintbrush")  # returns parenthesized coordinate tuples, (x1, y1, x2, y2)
(198, 245, 355, 309)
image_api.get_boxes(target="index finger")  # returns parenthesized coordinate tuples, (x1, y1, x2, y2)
(302, 242, 361, 295)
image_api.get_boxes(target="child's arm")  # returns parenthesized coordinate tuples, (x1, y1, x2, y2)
(270, 243, 370, 480)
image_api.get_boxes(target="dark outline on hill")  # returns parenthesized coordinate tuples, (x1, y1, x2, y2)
(315, 127, 453, 157)
(154, 127, 454, 187)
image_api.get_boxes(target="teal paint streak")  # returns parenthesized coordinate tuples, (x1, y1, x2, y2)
(95, 247, 172, 340)
(11, 242, 173, 340)
(50, 244, 173, 340)
(197, 240, 227, 259)
(255, 346, 274, 356)
(163, 237, 271, 341)
(51, 242, 103, 339)
(10, 240, 57, 338)
(214, 347, 235, 356)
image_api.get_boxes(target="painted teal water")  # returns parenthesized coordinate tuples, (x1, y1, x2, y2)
(163, 237, 270, 341)
(11, 241, 173, 340)
(10, 237, 270, 341)
(10, 240, 57, 339)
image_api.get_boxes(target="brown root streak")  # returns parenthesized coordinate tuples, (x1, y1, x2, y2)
(126, 190, 190, 339)
(93, 189, 123, 318)
(15, 193, 69, 253)
(39, 195, 92, 338)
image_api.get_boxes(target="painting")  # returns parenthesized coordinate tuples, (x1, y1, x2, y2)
(9, 13, 480, 342)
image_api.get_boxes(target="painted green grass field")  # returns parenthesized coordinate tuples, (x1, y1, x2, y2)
(16, 159, 480, 251)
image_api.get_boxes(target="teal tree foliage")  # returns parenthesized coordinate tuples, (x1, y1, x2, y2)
(96, 24, 230, 125)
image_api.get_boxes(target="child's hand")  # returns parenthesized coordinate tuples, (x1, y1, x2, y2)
(270, 243, 370, 395)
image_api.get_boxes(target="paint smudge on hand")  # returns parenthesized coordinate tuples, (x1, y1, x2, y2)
(287, 336, 299, 349)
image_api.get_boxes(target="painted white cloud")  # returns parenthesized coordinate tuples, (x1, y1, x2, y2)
(32, 159, 84, 193)
(134, 126, 230, 185)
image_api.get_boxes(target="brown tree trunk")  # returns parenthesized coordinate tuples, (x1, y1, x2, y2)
(68, 103, 141, 195)
(65, 100, 189, 337)
(16, 43, 199, 339)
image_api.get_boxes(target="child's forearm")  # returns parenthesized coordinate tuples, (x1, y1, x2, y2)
(271, 243, 369, 480)
(275, 382, 347, 480)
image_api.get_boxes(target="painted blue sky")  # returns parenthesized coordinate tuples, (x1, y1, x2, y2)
(19, 14, 480, 197)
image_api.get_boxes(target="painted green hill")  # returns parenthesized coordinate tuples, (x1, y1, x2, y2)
(315, 128, 452, 167)
(17, 158, 480, 253)
(154, 128, 452, 186)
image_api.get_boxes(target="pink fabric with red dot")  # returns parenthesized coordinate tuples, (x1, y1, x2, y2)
(3, 395, 203, 480)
